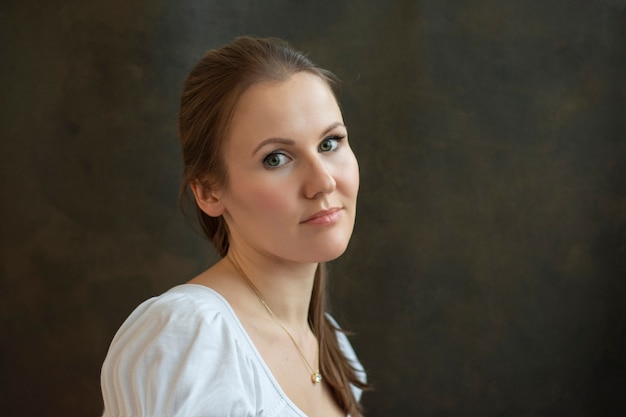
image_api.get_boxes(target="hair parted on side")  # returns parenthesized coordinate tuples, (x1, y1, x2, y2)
(177, 36, 368, 416)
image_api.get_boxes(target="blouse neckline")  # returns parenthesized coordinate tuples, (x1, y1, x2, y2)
(174, 283, 316, 417)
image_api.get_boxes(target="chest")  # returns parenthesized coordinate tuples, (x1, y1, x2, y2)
(247, 326, 345, 417)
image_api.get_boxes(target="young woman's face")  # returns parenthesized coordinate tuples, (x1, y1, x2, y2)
(219, 72, 359, 264)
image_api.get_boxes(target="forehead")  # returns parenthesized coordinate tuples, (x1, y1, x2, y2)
(227, 72, 343, 151)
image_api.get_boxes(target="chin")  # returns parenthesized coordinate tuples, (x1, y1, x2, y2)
(312, 238, 352, 263)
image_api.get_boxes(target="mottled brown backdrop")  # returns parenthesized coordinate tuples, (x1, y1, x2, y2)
(1, 1, 625, 416)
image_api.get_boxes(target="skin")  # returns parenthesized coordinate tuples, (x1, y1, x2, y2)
(190, 72, 359, 417)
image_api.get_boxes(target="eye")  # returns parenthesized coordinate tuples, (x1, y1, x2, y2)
(319, 136, 343, 152)
(263, 152, 290, 168)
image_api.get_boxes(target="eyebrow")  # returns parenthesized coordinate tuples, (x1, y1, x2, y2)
(251, 138, 295, 156)
(251, 122, 347, 156)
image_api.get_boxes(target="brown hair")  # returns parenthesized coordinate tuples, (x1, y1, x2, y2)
(178, 37, 368, 415)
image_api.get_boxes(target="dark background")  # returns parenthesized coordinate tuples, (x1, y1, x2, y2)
(1, 1, 625, 416)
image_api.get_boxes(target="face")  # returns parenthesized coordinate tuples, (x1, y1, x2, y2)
(214, 72, 359, 264)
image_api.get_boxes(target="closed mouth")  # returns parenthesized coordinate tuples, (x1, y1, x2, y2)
(301, 207, 342, 224)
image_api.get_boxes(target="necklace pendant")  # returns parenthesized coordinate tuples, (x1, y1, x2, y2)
(311, 372, 322, 384)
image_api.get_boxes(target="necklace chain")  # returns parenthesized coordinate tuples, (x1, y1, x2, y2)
(228, 256, 322, 384)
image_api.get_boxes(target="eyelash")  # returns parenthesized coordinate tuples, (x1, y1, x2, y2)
(320, 135, 345, 152)
(261, 135, 346, 169)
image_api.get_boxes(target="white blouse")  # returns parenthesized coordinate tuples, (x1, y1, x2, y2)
(101, 284, 365, 417)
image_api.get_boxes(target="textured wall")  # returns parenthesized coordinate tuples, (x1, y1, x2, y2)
(1, 1, 624, 416)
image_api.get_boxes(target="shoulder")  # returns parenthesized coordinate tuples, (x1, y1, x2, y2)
(326, 313, 367, 402)
(106, 284, 233, 346)
(101, 284, 281, 416)
(103, 284, 238, 368)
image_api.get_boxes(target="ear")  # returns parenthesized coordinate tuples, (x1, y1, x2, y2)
(190, 179, 225, 217)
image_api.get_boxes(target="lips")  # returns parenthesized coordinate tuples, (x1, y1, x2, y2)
(301, 207, 342, 225)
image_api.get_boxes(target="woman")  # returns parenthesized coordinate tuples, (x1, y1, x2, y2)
(101, 36, 367, 417)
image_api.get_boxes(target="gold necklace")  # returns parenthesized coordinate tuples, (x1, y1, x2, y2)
(228, 256, 322, 384)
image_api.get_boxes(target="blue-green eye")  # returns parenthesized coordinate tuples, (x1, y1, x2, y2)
(319, 137, 341, 152)
(263, 152, 290, 168)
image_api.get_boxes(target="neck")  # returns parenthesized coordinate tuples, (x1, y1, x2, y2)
(226, 249, 318, 331)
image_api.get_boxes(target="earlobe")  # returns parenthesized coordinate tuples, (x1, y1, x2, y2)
(190, 180, 225, 217)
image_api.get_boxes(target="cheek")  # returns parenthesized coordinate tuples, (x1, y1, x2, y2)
(254, 189, 289, 213)
(339, 153, 360, 197)
(234, 179, 293, 218)
(352, 158, 360, 193)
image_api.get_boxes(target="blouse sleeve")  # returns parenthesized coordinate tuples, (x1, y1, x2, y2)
(100, 290, 264, 417)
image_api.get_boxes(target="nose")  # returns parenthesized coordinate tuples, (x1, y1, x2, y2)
(303, 156, 336, 199)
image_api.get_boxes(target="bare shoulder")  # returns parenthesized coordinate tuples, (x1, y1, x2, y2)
(188, 258, 234, 292)
(187, 258, 255, 318)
